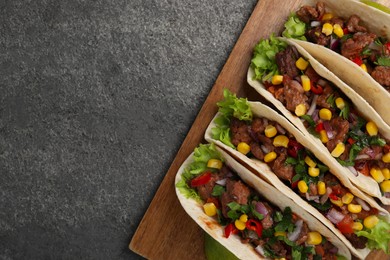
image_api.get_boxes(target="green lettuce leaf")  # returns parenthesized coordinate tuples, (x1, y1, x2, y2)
(282, 14, 307, 41)
(251, 35, 288, 81)
(356, 217, 390, 253)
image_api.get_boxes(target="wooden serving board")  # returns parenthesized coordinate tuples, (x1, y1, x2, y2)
(130, 0, 390, 259)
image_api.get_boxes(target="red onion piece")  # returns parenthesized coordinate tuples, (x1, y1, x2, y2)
(329, 246, 339, 254)
(307, 95, 319, 116)
(275, 124, 286, 135)
(320, 187, 332, 205)
(260, 145, 270, 154)
(330, 36, 340, 50)
(355, 197, 370, 211)
(305, 192, 320, 201)
(354, 154, 370, 161)
(312, 109, 319, 122)
(317, 79, 327, 87)
(216, 179, 226, 186)
(255, 202, 269, 216)
(288, 219, 303, 242)
(326, 208, 346, 224)
(255, 245, 265, 256)
(323, 121, 334, 139)
(348, 166, 359, 177)
(375, 153, 383, 160)
(311, 21, 321, 27)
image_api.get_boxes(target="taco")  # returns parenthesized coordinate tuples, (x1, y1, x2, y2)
(247, 36, 390, 205)
(281, 0, 390, 125)
(175, 143, 351, 259)
(205, 89, 390, 259)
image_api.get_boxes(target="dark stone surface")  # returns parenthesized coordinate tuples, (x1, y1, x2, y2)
(1, 0, 257, 259)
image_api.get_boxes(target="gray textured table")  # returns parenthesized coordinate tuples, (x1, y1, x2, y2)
(1, 0, 257, 259)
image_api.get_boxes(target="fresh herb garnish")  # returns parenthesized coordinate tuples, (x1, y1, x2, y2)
(211, 185, 225, 197)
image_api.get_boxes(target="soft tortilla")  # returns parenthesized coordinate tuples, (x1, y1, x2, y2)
(247, 37, 390, 205)
(175, 145, 351, 259)
(204, 102, 390, 259)
(292, 0, 390, 125)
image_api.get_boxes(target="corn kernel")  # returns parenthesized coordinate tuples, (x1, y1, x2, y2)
(306, 231, 322, 245)
(370, 168, 385, 183)
(348, 204, 362, 214)
(322, 23, 333, 36)
(296, 57, 309, 71)
(203, 202, 217, 217)
(380, 180, 390, 193)
(353, 222, 363, 231)
(264, 151, 277, 163)
(298, 180, 308, 193)
(382, 168, 390, 180)
(319, 130, 329, 143)
(319, 108, 332, 120)
(272, 75, 283, 85)
(308, 167, 320, 177)
(335, 97, 345, 110)
(330, 198, 343, 207)
(322, 13, 334, 21)
(341, 193, 354, 204)
(317, 181, 326, 195)
(333, 24, 344, 38)
(366, 121, 378, 136)
(331, 142, 345, 158)
(264, 125, 277, 138)
(295, 104, 307, 117)
(301, 75, 311, 91)
(237, 142, 251, 155)
(207, 159, 223, 169)
(274, 231, 287, 237)
(361, 63, 368, 72)
(304, 156, 316, 168)
(382, 153, 390, 163)
(235, 219, 246, 230)
(273, 135, 289, 148)
(239, 214, 248, 223)
(363, 215, 379, 229)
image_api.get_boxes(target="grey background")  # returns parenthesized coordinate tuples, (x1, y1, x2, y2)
(1, 0, 257, 259)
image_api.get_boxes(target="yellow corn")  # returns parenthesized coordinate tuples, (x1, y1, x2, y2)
(361, 63, 368, 72)
(322, 13, 334, 21)
(203, 202, 217, 217)
(306, 231, 322, 245)
(298, 180, 308, 193)
(317, 181, 326, 195)
(322, 23, 333, 36)
(330, 198, 343, 207)
(382, 168, 390, 180)
(295, 104, 307, 117)
(273, 135, 289, 148)
(335, 97, 345, 110)
(380, 180, 390, 193)
(331, 142, 345, 158)
(363, 215, 379, 229)
(308, 167, 320, 177)
(341, 193, 354, 204)
(366, 121, 378, 136)
(207, 159, 223, 169)
(305, 156, 316, 168)
(274, 231, 287, 237)
(348, 204, 362, 214)
(382, 153, 390, 163)
(319, 130, 329, 143)
(296, 57, 309, 71)
(333, 24, 344, 38)
(239, 214, 248, 223)
(301, 75, 311, 91)
(272, 75, 283, 85)
(370, 168, 385, 183)
(264, 151, 277, 163)
(264, 125, 277, 138)
(237, 142, 251, 155)
(319, 108, 332, 120)
(353, 222, 363, 231)
(235, 219, 246, 230)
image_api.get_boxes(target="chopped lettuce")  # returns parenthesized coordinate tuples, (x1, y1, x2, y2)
(282, 14, 307, 41)
(175, 143, 223, 201)
(211, 89, 252, 148)
(251, 35, 287, 81)
(356, 217, 390, 253)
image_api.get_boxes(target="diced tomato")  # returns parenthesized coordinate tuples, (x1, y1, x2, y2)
(311, 82, 323, 94)
(224, 223, 238, 238)
(287, 139, 304, 158)
(315, 122, 324, 133)
(331, 186, 343, 195)
(352, 57, 363, 66)
(329, 193, 339, 201)
(315, 245, 325, 257)
(246, 219, 263, 237)
(343, 28, 349, 35)
(291, 179, 299, 189)
(385, 42, 390, 53)
(190, 172, 211, 187)
(347, 137, 355, 145)
(336, 215, 354, 234)
(357, 162, 370, 176)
